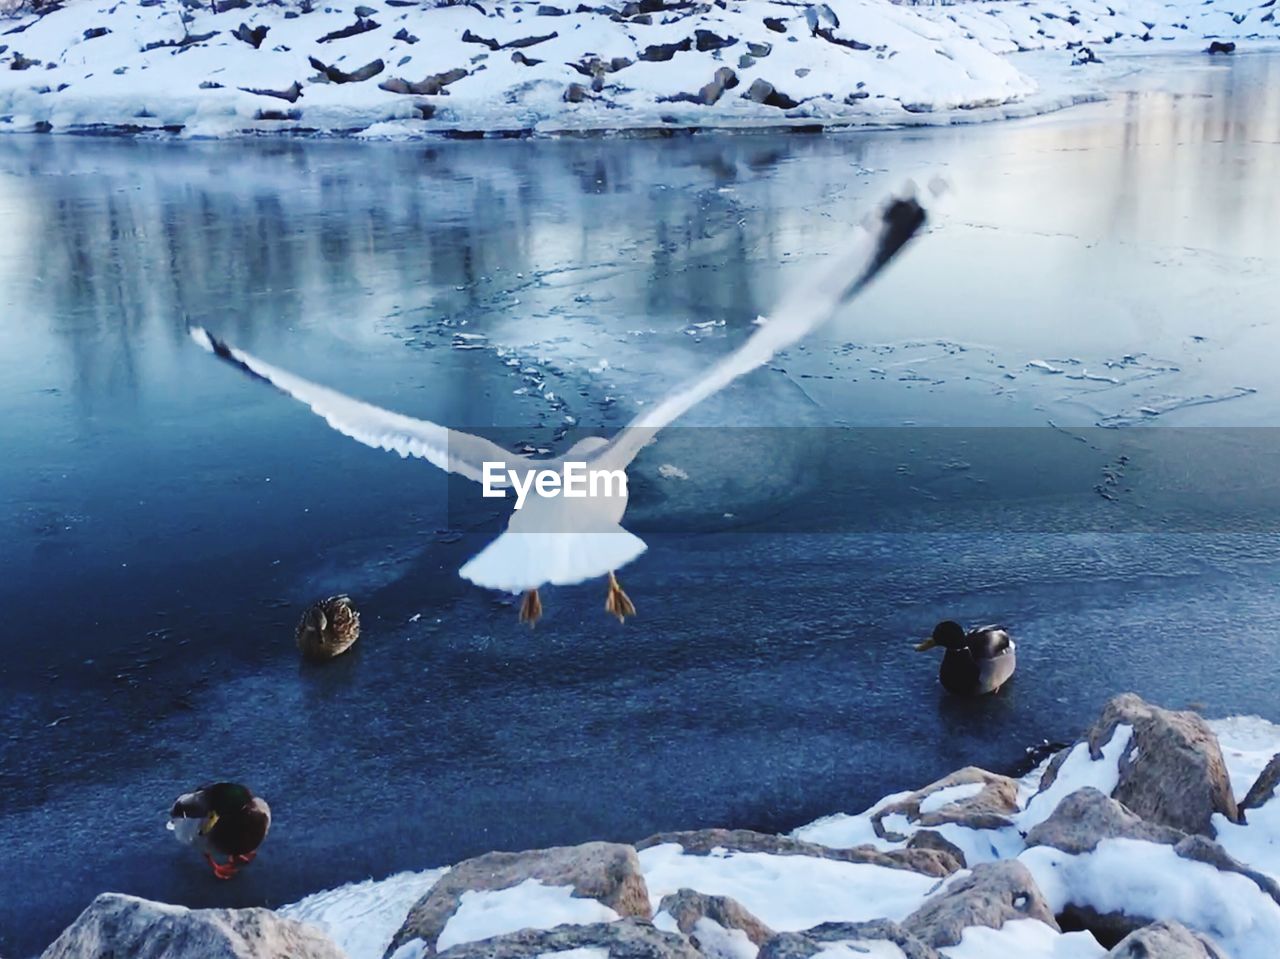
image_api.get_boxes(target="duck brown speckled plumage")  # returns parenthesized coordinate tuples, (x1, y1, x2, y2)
(296, 595, 361, 660)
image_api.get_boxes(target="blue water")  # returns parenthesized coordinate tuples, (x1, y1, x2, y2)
(3, 54, 1280, 956)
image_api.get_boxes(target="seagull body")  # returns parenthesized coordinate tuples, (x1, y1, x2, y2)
(192, 190, 928, 624)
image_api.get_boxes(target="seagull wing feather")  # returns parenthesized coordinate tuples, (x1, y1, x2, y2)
(189, 327, 519, 483)
(592, 189, 928, 471)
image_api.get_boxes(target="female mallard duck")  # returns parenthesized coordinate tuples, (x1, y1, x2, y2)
(915, 621, 1016, 696)
(167, 782, 271, 879)
(296, 595, 360, 660)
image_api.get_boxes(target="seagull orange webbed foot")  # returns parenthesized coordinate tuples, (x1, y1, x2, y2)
(519, 589, 542, 627)
(605, 571, 636, 623)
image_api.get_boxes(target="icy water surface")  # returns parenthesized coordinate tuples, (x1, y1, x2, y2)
(3, 54, 1280, 955)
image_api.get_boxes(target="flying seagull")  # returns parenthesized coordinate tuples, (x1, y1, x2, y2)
(191, 188, 928, 625)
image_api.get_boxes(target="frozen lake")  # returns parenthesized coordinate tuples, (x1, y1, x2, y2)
(2, 53, 1280, 956)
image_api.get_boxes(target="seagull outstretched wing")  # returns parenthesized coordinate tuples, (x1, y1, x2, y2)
(589, 188, 928, 473)
(192, 186, 928, 488)
(189, 327, 519, 484)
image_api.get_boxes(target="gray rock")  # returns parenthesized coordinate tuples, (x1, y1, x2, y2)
(1038, 694, 1239, 836)
(656, 889, 773, 953)
(906, 831, 968, 869)
(1241, 753, 1280, 814)
(239, 80, 303, 102)
(636, 828, 959, 878)
(316, 18, 379, 43)
(308, 56, 384, 84)
(694, 29, 737, 52)
(872, 767, 1020, 840)
(902, 860, 1058, 949)
(379, 67, 467, 95)
(386, 842, 651, 958)
(1026, 787, 1186, 853)
(692, 67, 737, 105)
(746, 41, 772, 57)
(40, 893, 344, 959)
(232, 22, 269, 49)
(759, 921, 940, 959)
(435, 920, 698, 959)
(1106, 920, 1229, 958)
(638, 39, 692, 62)
(741, 79, 800, 109)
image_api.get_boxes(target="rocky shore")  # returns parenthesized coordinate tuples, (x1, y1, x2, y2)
(0, 0, 1277, 137)
(34, 694, 1280, 959)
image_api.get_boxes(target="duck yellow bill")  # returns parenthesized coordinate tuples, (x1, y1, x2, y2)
(915, 638, 938, 652)
(199, 811, 220, 835)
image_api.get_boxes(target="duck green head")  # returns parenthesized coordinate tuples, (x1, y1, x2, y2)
(915, 620, 966, 652)
(203, 781, 253, 814)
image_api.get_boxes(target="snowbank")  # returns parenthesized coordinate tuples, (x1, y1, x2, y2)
(0, 0, 1276, 137)
(276, 710, 1280, 959)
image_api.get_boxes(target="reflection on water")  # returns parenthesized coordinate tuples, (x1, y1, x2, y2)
(2, 54, 1280, 957)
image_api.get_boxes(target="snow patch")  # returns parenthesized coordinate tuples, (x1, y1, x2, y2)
(280, 868, 446, 959)
(637, 843, 938, 931)
(918, 782, 985, 815)
(939, 918, 1105, 959)
(435, 879, 621, 952)
(1018, 725, 1134, 831)
(1020, 838, 1280, 959)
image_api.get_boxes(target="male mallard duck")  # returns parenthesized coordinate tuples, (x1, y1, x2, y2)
(296, 595, 360, 660)
(167, 782, 271, 879)
(915, 621, 1016, 696)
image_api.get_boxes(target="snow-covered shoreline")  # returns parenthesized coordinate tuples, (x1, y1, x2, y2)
(43, 694, 1280, 959)
(263, 698, 1280, 959)
(0, 0, 1276, 139)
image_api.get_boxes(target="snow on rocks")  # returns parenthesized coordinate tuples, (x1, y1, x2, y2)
(794, 767, 1026, 868)
(758, 920, 941, 959)
(385, 842, 651, 959)
(941, 918, 1105, 958)
(1020, 786, 1280, 945)
(653, 889, 775, 959)
(900, 860, 1060, 949)
(281, 868, 448, 959)
(1213, 718, 1280, 881)
(40, 892, 347, 959)
(1104, 920, 1227, 958)
(635, 829, 961, 879)
(434, 919, 703, 959)
(35, 696, 1280, 959)
(1036, 693, 1239, 837)
(636, 842, 942, 931)
(1, 0, 1278, 137)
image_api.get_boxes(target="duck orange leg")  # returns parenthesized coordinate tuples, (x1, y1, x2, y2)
(204, 853, 240, 880)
